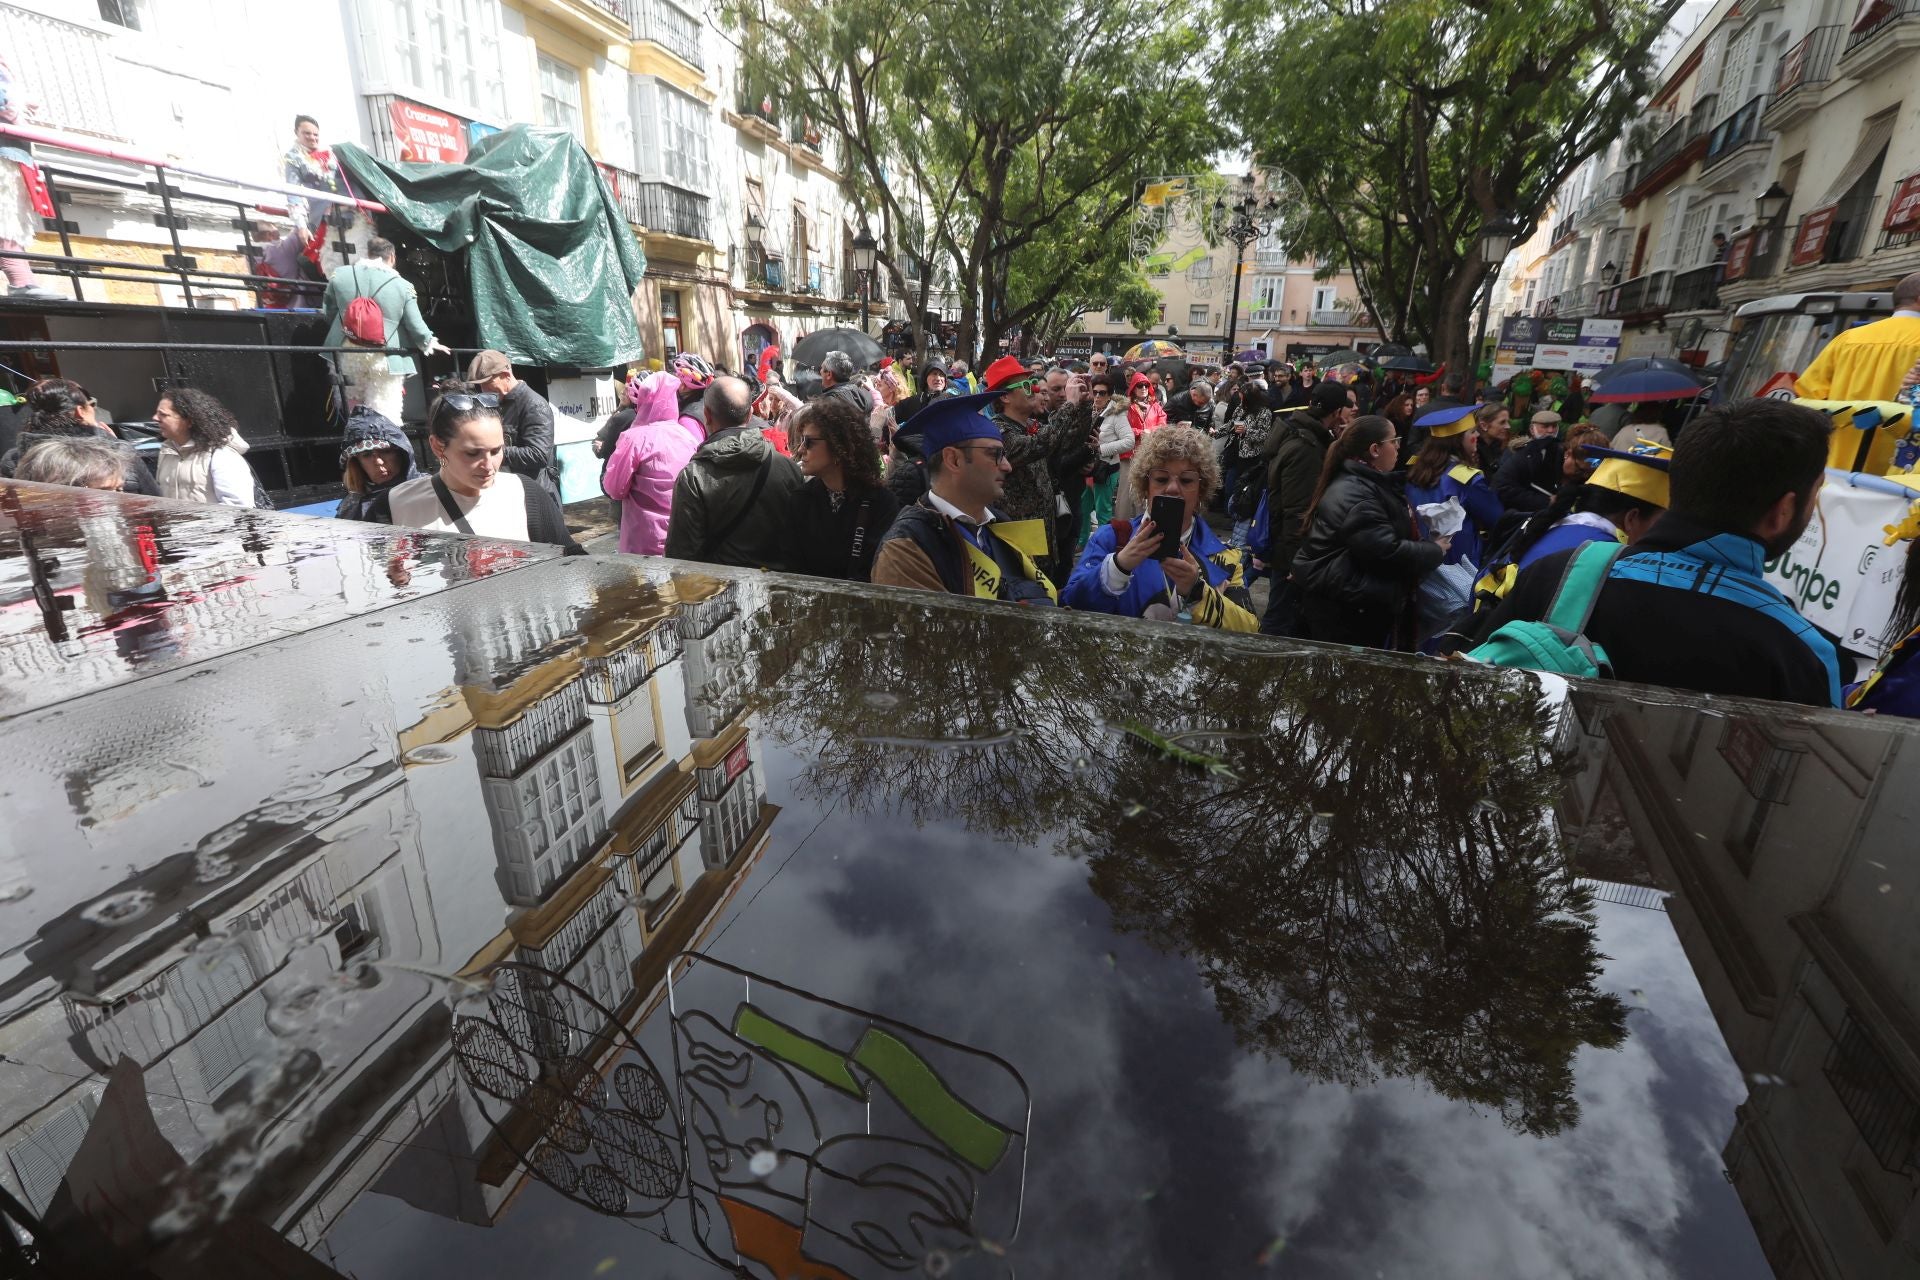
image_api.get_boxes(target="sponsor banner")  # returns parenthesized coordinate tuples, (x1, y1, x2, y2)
(1886, 172, 1920, 231)
(389, 99, 469, 164)
(1764, 478, 1912, 656)
(1790, 205, 1838, 267)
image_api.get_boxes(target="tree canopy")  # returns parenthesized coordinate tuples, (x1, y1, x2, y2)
(723, 0, 1220, 365)
(1218, 0, 1681, 370)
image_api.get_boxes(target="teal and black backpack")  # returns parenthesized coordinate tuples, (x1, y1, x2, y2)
(1467, 540, 1626, 679)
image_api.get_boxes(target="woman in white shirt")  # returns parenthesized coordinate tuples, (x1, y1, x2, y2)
(368, 390, 582, 553)
(153, 388, 260, 507)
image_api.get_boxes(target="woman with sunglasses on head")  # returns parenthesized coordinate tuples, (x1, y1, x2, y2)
(367, 387, 582, 552)
(1089, 370, 1133, 532)
(788, 396, 899, 582)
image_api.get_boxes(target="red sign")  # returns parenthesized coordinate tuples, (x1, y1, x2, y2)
(1723, 230, 1756, 281)
(1758, 371, 1800, 400)
(723, 739, 750, 783)
(1777, 39, 1810, 94)
(1887, 173, 1920, 231)
(388, 99, 469, 165)
(1790, 205, 1838, 267)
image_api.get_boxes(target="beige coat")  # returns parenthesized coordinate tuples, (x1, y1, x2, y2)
(157, 430, 255, 506)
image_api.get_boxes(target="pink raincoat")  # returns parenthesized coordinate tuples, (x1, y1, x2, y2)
(602, 371, 703, 555)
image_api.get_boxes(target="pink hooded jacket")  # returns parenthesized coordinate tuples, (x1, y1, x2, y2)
(602, 371, 703, 555)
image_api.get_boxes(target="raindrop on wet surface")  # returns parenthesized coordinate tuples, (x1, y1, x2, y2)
(194, 853, 235, 883)
(403, 745, 457, 765)
(747, 1147, 779, 1178)
(0, 880, 32, 904)
(81, 888, 156, 927)
(923, 1249, 952, 1278)
(265, 984, 328, 1036)
(861, 690, 901, 709)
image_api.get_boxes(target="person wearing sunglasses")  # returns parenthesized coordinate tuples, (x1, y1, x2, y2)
(367, 387, 581, 552)
(788, 396, 900, 582)
(872, 392, 1056, 605)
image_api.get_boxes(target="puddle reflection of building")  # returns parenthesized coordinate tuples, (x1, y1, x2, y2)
(0, 561, 779, 1261)
(372, 571, 781, 1233)
(1558, 694, 1920, 1279)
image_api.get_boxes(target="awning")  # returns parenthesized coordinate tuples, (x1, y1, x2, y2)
(1818, 113, 1897, 206)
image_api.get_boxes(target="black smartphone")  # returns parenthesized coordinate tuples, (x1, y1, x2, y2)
(1148, 495, 1186, 559)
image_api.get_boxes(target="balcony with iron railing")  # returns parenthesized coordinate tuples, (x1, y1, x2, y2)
(1767, 26, 1842, 129)
(635, 181, 709, 241)
(0, 2, 128, 141)
(520, 0, 631, 44)
(632, 0, 703, 68)
(1703, 94, 1770, 172)
(1787, 194, 1886, 270)
(1668, 262, 1721, 312)
(1560, 280, 1600, 317)
(1600, 269, 1674, 319)
(595, 161, 647, 227)
(732, 93, 782, 141)
(1844, 0, 1920, 63)
(1623, 96, 1716, 203)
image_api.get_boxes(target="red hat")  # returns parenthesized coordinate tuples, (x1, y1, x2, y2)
(984, 355, 1033, 392)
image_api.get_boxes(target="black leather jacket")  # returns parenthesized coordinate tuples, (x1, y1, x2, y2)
(1291, 461, 1443, 612)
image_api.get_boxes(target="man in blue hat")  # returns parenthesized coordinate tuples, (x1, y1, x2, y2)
(871, 391, 1057, 603)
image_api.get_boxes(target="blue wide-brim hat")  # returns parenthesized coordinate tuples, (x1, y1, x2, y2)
(901, 390, 1005, 456)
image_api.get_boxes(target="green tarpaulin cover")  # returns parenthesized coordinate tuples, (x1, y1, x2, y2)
(336, 126, 647, 369)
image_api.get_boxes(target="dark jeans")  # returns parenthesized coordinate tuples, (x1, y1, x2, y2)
(1259, 576, 1301, 637)
(1298, 594, 1394, 649)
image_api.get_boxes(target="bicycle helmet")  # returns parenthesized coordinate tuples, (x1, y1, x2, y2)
(672, 352, 715, 390)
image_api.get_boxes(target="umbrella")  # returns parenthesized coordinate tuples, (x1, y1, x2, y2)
(1380, 354, 1435, 374)
(1315, 347, 1366, 367)
(1152, 355, 1188, 378)
(1321, 362, 1367, 385)
(1125, 339, 1184, 359)
(1372, 342, 1415, 359)
(1587, 357, 1706, 403)
(1234, 348, 1267, 363)
(792, 327, 885, 369)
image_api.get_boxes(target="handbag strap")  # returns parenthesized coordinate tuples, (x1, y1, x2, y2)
(701, 452, 774, 559)
(844, 497, 876, 577)
(431, 474, 477, 535)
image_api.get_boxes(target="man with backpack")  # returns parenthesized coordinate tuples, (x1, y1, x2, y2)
(1467, 398, 1842, 707)
(322, 237, 447, 422)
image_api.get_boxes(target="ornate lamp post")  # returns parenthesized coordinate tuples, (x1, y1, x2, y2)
(852, 226, 878, 335)
(1470, 212, 1518, 388)
(1216, 172, 1279, 362)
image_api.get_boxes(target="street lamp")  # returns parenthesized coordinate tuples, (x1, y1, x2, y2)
(1218, 172, 1280, 363)
(1471, 211, 1517, 391)
(744, 211, 766, 287)
(852, 226, 877, 335)
(1755, 181, 1790, 224)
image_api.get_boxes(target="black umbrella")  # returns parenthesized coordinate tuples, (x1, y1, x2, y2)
(1152, 355, 1188, 378)
(1315, 347, 1366, 367)
(792, 327, 885, 369)
(1372, 342, 1416, 359)
(1380, 354, 1435, 374)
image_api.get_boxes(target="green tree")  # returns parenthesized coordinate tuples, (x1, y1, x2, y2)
(1218, 0, 1680, 373)
(724, 0, 1219, 366)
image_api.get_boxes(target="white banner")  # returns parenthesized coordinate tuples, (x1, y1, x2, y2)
(1765, 478, 1914, 657)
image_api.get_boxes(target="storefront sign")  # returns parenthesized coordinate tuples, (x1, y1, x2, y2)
(388, 99, 469, 165)
(1723, 230, 1757, 281)
(1790, 205, 1837, 267)
(1886, 173, 1920, 231)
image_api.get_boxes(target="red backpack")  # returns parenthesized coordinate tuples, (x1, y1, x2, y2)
(342, 265, 399, 347)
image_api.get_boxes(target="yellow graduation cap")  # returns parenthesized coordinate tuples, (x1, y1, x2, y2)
(1583, 440, 1673, 508)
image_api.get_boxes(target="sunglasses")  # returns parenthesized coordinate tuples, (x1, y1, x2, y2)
(435, 392, 501, 413)
(795, 434, 828, 453)
(1091, 386, 1112, 395)
(998, 376, 1040, 394)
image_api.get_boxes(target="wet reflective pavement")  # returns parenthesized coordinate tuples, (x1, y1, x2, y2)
(0, 482, 1916, 1279)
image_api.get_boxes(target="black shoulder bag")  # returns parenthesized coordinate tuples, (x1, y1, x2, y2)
(431, 474, 477, 535)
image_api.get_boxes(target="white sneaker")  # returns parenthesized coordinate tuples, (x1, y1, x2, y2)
(7, 284, 61, 299)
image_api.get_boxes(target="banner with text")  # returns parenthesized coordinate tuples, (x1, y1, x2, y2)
(1764, 478, 1914, 657)
(1493, 317, 1622, 384)
(388, 99, 470, 165)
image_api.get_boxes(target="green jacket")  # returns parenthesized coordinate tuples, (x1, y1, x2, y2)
(321, 261, 436, 374)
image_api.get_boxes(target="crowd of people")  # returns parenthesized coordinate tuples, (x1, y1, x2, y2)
(5, 312, 1917, 722)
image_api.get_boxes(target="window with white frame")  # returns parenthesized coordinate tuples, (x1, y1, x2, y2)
(1676, 201, 1712, 269)
(1188, 305, 1209, 327)
(635, 80, 712, 191)
(538, 53, 584, 141)
(354, 0, 508, 123)
(1312, 284, 1339, 312)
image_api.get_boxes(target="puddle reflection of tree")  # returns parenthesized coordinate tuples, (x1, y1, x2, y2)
(752, 591, 1629, 1137)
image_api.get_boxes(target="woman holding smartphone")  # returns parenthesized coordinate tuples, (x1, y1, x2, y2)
(1064, 425, 1256, 630)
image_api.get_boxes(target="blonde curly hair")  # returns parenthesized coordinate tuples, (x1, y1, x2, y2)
(1128, 424, 1220, 508)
